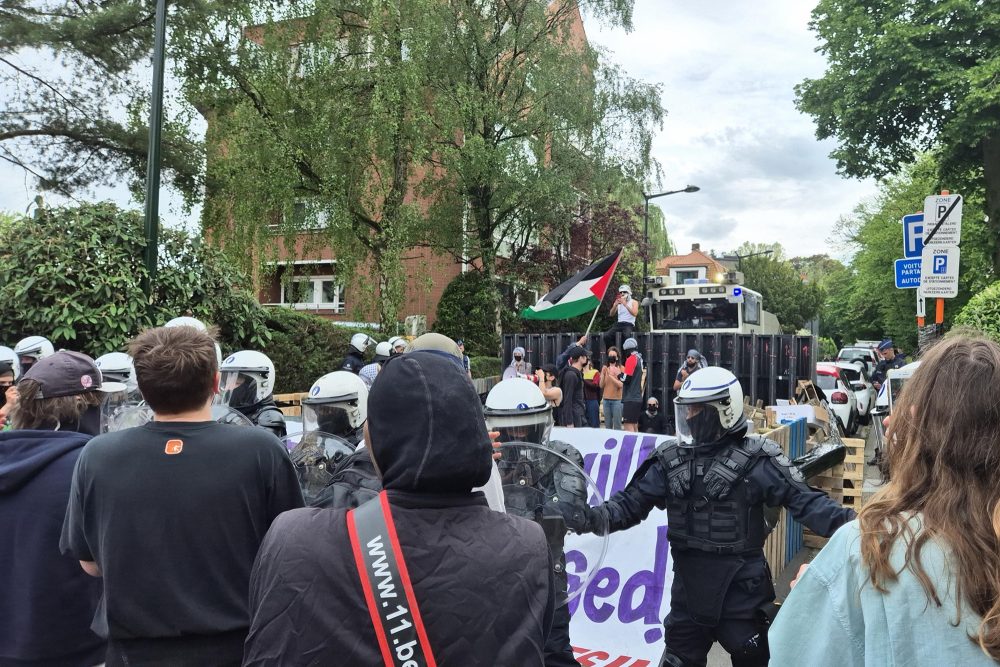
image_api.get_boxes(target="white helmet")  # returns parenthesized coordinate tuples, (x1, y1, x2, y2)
(484, 377, 553, 445)
(0, 346, 20, 381)
(387, 335, 408, 354)
(14, 336, 55, 373)
(302, 371, 369, 440)
(164, 316, 223, 365)
(623, 337, 638, 351)
(219, 350, 276, 409)
(373, 342, 392, 362)
(350, 333, 375, 355)
(673, 366, 746, 447)
(95, 352, 138, 394)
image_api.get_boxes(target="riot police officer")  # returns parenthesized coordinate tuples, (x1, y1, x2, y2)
(586, 366, 855, 667)
(218, 350, 287, 437)
(164, 316, 223, 365)
(485, 377, 589, 667)
(13, 336, 54, 374)
(871, 338, 906, 391)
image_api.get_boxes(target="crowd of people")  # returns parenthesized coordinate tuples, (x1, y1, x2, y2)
(1, 315, 999, 666)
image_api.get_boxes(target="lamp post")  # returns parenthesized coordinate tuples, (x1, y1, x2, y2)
(643, 185, 700, 284)
(142, 0, 169, 301)
(721, 249, 774, 273)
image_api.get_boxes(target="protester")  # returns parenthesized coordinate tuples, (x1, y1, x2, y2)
(164, 316, 223, 365)
(0, 346, 18, 429)
(359, 341, 391, 389)
(603, 284, 638, 349)
(600, 346, 624, 430)
(769, 334, 1000, 665)
(13, 335, 54, 374)
(218, 350, 287, 437)
(485, 377, 589, 667)
(556, 334, 588, 371)
(340, 333, 374, 374)
(582, 358, 602, 428)
(244, 351, 555, 666)
(503, 345, 533, 380)
(538, 363, 563, 407)
(60, 326, 303, 667)
(673, 348, 707, 391)
(456, 338, 473, 379)
(556, 345, 587, 428)
(0, 351, 124, 667)
(620, 337, 644, 432)
(639, 396, 668, 435)
(584, 366, 854, 666)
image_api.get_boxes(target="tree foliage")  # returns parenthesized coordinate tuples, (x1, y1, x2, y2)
(0, 202, 268, 356)
(434, 271, 517, 357)
(796, 0, 1000, 272)
(953, 281, 1000, 345)
(739, 250, 824, 333)
(0, 0, 208, 199)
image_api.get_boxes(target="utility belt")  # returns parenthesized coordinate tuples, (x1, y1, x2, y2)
(348, 491, 436, 667)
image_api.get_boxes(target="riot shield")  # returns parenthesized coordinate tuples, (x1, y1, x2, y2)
(496, 442, 609, 606)
(103, 403, 254, 432)
(284, 431, 356, 505)
(211, 404, 255, 427)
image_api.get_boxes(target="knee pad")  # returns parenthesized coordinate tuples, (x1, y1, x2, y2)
(730, 630, 768, 667)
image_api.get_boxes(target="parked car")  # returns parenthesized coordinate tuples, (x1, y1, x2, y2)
(836, 346, 878, 376)
(816, 362, 860, 435)
(871, 360, 922, 450)
(835, 361, 875, 423)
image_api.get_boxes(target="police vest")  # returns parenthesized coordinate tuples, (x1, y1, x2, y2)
(661, 437, 769, 555)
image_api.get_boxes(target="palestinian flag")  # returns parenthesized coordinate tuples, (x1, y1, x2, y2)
(521, 249, 623, 320)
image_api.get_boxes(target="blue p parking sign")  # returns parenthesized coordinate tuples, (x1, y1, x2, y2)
(932, 255, 948, 274)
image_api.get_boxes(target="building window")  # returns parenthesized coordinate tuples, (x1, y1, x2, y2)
(281, 275, 345, 312)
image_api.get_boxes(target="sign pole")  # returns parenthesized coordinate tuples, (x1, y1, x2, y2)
(916, 293, 925, 328)
(935, 298, 944, 325)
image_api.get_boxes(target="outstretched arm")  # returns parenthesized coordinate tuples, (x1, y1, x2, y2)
(588, 456, 670, 534)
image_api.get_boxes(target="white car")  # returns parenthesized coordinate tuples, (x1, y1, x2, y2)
(836, 346, 878, 376)
(816, 362, 860, 435)
(835, 361, 875, 422)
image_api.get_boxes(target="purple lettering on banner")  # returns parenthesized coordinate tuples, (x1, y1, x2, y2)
(566, 549, 588, 617)
(618, 524, 670, 644)
(610, 434, 637, 495)
(636, 435, 658, 469)
(584, 567, 620, 623)
(583, 440, 615, 504)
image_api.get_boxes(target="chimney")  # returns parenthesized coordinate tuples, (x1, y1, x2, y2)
(691, 243, 700, 252)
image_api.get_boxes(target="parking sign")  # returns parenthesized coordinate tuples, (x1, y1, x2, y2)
(902, 213, 924, 258)
(920, 245, 960, 298)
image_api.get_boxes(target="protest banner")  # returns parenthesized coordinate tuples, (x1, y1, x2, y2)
(554, 427, 671, 666)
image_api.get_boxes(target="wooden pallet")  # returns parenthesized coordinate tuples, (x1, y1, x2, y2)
(274, 392, 307, 417)
(803, 437, 866, 548)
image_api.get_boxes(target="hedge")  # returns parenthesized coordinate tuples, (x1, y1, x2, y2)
(470, 355, 501, 379)
(954, 281, 1000, 346)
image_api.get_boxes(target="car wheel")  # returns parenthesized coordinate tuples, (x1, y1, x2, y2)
(847, 410, 858, 436)
(835, 415, 847, 436)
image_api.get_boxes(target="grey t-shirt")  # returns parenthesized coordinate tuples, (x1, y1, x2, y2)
(622, 352, 644, 403)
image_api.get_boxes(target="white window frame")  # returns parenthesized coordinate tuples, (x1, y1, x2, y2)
(280, 274, 345, 312)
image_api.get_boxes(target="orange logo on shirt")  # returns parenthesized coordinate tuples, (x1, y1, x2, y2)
(164, 439, 184, 455)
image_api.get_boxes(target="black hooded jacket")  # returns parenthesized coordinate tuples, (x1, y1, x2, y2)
(244, 351, 555, 666)
(0, 430, 105, 666)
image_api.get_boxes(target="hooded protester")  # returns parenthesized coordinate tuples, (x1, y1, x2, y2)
(503, 345, 534, 380)
(673, 349, 707, 391)
(244, 351, 555, 666)
(359, 342, 392, 389)
(0, 351, 125, 667)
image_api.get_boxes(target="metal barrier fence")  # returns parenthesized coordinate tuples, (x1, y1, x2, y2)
(503, 332, 817, 407)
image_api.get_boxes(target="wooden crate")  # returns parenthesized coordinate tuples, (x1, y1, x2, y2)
(803, 437, 866, 548)
(274, 392, 307, 417)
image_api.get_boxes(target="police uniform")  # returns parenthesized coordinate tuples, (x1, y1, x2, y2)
(587, 367, 855, 667)
(238, 399, 287, 438)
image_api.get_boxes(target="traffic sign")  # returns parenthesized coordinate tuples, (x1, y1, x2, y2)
(923, 194, 962, 246)
(919, 245, 960, 298)
(902, 213, 924, 258)
(894, 258, 921, 289)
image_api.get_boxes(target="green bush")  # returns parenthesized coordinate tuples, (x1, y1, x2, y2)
(817, 336, 838, 361)
(0, 202, 268, 357)
(954, 281, 1000, 345)
(260, 307, 379, 393)
(435, 271, 516, 356)
(469, 355, 501, 379)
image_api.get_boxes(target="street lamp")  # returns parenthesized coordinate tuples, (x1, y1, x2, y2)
(720, 249, 774, 273)
(142, 0, 169, 301)
(643, 185, 700, 284)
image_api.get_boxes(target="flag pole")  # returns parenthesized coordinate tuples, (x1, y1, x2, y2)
(583, 300, 603, 340)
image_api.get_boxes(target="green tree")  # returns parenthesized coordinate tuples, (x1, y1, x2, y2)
(0, 0, 208, 199)
(954, 281, 1000, 345)
(796, 0, 1000, 273)
(0, 202, 268, 356)
(740, 252, 824, 333)
(420, 0, 663, 351)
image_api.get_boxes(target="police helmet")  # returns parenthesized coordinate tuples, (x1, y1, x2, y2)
(387, 336, 408, 354)
(673, 366, 746, 447)
(164, 316, 223, 365)
(14, 336, 54, 372)
(95, 352, 139, 394)
(484, 377, 553, 445)
(0, 346, 20, 382)
(218, 350, 276, 410)
(350, 333, 376, 355)
(373, 342, 392, 363)
(302, 371, 369, 440)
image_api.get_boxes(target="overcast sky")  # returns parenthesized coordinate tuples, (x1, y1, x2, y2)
(586, 0, 878, 260)
(0, 0, 878, 260)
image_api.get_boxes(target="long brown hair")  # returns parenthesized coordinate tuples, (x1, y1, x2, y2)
(858, 333, 1000, 660)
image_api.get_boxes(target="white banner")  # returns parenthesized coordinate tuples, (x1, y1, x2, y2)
(554, 427, 671, 667)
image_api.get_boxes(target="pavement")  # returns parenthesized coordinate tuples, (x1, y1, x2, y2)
(704, 424, 883, 665)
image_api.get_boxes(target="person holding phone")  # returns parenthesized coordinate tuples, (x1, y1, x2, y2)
(600, 347, 624, 430)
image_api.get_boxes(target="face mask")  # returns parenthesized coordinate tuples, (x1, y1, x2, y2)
(514, 355, 523, 361)
(608, 356, 618, 363)
(647, 407, 658, 414)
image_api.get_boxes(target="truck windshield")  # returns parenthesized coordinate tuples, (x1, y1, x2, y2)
(655, 298, 739, 330)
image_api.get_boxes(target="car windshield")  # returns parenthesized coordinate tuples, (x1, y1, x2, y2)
(654, 298, 739, 330)
(815, 373, 838, 391)
(840, 367, 861, 383)
(838, 349, 871, 362)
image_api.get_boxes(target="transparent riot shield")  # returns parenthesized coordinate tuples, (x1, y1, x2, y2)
(496, 442, 609, 606)
(103, 403, 254, 432)
(283, 431, 356, 505)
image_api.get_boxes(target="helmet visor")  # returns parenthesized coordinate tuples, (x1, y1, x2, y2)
(485, 411, 553, 445)
(219, 371, 258, 409)
(285, 431, 356, 505)
(674, 402, 723, 446)
(302, 400, 360, 438)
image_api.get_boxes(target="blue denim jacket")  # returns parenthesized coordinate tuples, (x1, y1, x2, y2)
(769, 518, 994, 666)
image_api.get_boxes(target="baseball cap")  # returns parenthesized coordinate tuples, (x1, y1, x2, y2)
(22, 350, 127, 398)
